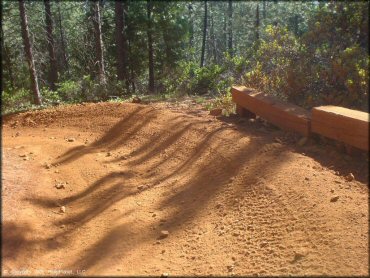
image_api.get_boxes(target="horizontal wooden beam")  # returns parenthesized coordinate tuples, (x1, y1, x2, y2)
(231, 86, 311, 136)
(311, 106, 369, 151)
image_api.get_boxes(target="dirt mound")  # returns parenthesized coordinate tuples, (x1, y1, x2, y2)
(2, 102, 369, 276)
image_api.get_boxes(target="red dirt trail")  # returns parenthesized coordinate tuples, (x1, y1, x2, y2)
(2, 101, 369, 276)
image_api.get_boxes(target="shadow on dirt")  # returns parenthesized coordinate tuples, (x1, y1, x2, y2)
(16, 103, 368, 272)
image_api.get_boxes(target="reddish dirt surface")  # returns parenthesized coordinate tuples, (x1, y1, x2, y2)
(2, 101, 369, 276)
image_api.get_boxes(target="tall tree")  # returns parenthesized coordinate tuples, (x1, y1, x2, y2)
(255, 3, 260, 41)
(92, 0, 106, 84)
(2, 23, 15, 90)
(19, 0, 42, 105)
(56, 0, 69, 75)
(188, 4, 194, 49)
(147, 0, 155, 93)
(115, 0, 129, 91)
(200, 0, 207, 67)
(210, 11, 217, 63)
(44, 0, 58, 91)
(228, 0, 233, 57)
(2, 43, 15, 90)
(223, 8, 227, 54)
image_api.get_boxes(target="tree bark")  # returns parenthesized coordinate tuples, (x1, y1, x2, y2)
(44, 0, 58, 91)
(263, 1, 266, 19)
(2, 40, 15, 90)
(92, 0, 106, 84)
(188, 4, 194, 45)
(210, 11, 217, 63)
(56, 0, 69, 75)
(19, 0, 42, 105)
(115, 0, 129, 91)
(255, 3, 260, 42)
(147, 0, 155, 93)
(125, 3, 135, 93)
(223, 9, 227, 54)
(228, 0, 233, 57)
(200, 0, 207, 68)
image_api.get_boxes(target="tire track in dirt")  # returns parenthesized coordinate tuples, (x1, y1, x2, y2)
(2, 102, 368, 276)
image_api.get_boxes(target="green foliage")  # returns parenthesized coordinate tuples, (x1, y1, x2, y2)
(41, 88, 62, 105)
(2, 89, 32, 111)
(242, 20, 369, 111)
(2, 1, 368, 113)
(176, 62, 232, 96)
(208, 90, 235, 116)
(57, 80, 81, 102)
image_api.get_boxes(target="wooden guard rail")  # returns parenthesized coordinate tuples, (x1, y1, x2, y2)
(231, 86, 369, 151)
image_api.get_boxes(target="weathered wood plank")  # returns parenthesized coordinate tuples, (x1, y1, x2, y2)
(231, 86, 311, 136)
(311, 106, 369, 151)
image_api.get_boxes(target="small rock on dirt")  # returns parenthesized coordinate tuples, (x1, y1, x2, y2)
(60, 206, 66, 213)
(159, 230, 169, 239)
(292, 251, 306, 263)
(44, 163, 52, 169)
(227, 265, 234, 272)
(19, 154, 27, 158)
(260, 242, 268, 248)
(55, 182, 65, 189)
(345, 173, 354, 182)
(161, 273, 169, 277)
(330, 196, 339, 202)
(209, 108, 222, 116)
(137, 185, 144, 190)
(106, 152, 112, 157)
(67, 137, 75, 142)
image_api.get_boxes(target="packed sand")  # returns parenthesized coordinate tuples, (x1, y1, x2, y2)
(2, 101, 368, 276)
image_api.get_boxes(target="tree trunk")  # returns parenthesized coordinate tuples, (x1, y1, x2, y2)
(125, 3, 135, 93)
(228, 0, 233, 57)
(147, 0, 155, 94)
(44, 0, 58, 91)
(56, 0, 69, 75)
(200, 0, 207, 68)
(115, 1, 125, 81)
(19, 0, 42, 105)
(128, 37, 136, 94)
(188, 4, 193, 47)
(2, 41, 15, 90)
(92, 1, 106, 84)
(115, 1, 128, 89)
(209, 10, 217, 63)
(255, 3, 260, 42)
(223, 10, 227, 54)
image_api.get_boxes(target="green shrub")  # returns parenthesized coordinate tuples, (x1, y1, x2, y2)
(2, 88, 32, 113)
(57, 80, 82, 102)
(41, 87, 62, 105)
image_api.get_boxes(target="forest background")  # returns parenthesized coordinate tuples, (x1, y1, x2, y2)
(2, 1, 369, 114)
